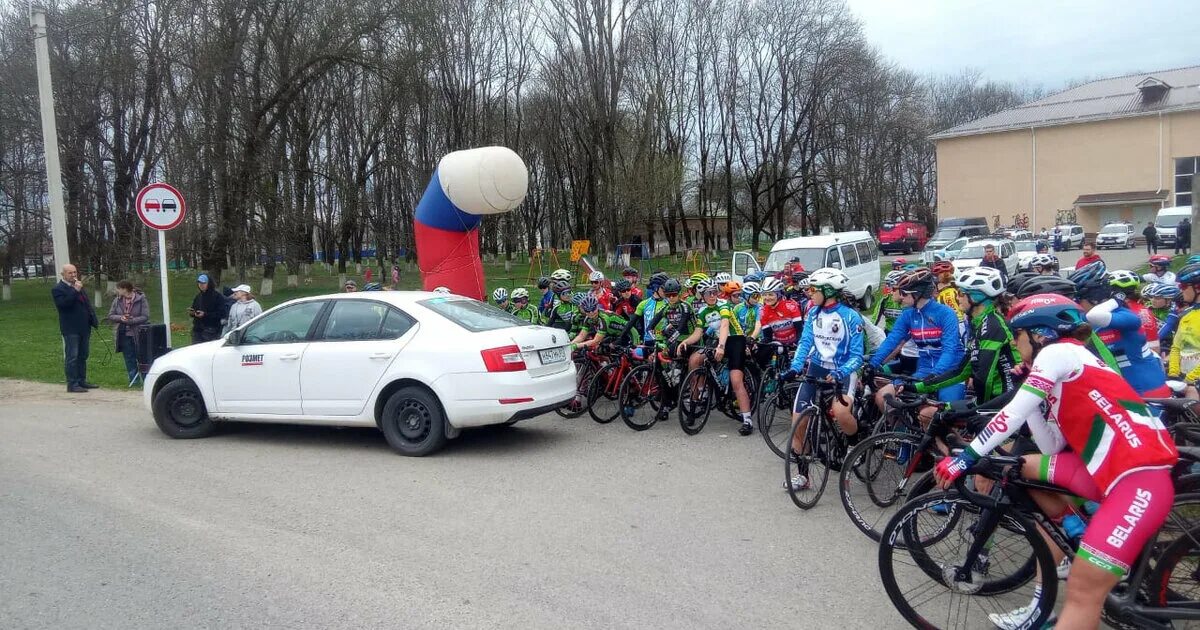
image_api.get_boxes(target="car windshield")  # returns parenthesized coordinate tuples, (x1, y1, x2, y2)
(957, 245, 990, 259)
(764, 248, 828, 273)
(1158, 215, 1188, 228)
(1101, 225, 1128, 234)
(1015, 241, 1038, 252)
(419, 297, 529, 332)
(931, 228, 959, 240)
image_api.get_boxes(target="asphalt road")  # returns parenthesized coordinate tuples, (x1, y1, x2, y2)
(1, 379, 897, 630)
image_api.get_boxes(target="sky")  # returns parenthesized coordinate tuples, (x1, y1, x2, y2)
(844, 0, 1200, 91)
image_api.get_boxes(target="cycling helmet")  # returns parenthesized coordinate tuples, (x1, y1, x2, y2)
(537, 276, 551, 289)
(1178, 263, 1200, 285)
(576, 294, 599, 312)
(686, 273, 709, 289)
(896, 268, 935, 296)
(552, 279, 572, 294)
(808, 268, 850, 298)
(1030, 254, 1055, 270)
(614, 279, 632, 292)
(647, 272, 670, 292)
(1069, 260, 1107, 286)
(931, 260, 954, 275)
(511, 288, 530, 301)
(891, 258, 906, 270)
(492, 287, 509, 302)
(1107, 270, 1140, 291)
(1074, 277, 1113, 304)
(1149, 255, 1171, 268)
(588, 270, 605, 282)
(1188, 255, 1200, 266)
(954, 267, 1005, 298)
(1007, 293, 1086, 340)
(741, 282, 761, 298)
(724, 280, 742, 295)
(1142, 282, 1182, 299)
(696, 278, 719, 295)
(622, 266, 639, 277)
(902, 263, 922, 271)
(1014, 275, 1076, 299)
(362, 282, 382, 291)
(884, 269, 906, 288)
(433, 286, 451, 294)
(550, 268, 572, 281)
(744, 270, 766, 284)
(572, 291, 591, 305)
(790, 269, 810, 285)
(662, 278, 683, 295)
(713, 272, 732, 284)
(761, 277, 785, 294)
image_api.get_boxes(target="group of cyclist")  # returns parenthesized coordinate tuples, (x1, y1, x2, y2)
(486, 245, 1200, 629)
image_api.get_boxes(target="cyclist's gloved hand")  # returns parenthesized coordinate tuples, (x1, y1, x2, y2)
(780, 369, 798, 382)
(934, 449, 979, 488)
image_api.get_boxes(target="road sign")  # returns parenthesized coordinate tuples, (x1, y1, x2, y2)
(135, 183, 186, 231)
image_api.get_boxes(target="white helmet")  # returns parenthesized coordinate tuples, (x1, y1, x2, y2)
(492, 287, 509, 302)
(588, 270, 605, 282)
(550, 268, 572, 281)
(884, 269, 906, 288)
(760, 277, 785, 294)
(433, 286, 451, 295)
(954, 267, 1005, 298)
(808, 268, 849, 295)
(712, 272, 732, 284)
(1030, 254, 1055, 269)
(511, 287, 529, 301)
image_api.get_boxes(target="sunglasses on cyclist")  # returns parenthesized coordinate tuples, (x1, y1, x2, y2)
(664, 291, 680, 297)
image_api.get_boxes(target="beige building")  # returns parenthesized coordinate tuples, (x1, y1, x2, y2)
(933, 66, 1200, 235)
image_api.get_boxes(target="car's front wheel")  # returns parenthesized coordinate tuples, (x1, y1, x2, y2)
(152, 378, 216, 439)
(379, 386, 448, 456)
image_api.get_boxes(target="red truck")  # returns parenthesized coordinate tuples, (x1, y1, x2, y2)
(877, 221, 929, 254)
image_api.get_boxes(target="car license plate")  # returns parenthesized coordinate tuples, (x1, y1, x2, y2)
(539, 347, 566, 364)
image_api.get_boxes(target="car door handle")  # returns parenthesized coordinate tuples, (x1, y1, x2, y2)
(279, 353, 300, 361)
(369, 352, 394, 360)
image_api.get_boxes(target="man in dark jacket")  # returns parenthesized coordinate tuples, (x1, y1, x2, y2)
(51, 263, 99, 392)
(1178, 219, 1192, 255)
(1143, 222, 1158, 254)
(189, 273, 225, 344)
(979, 244, 1007, 281)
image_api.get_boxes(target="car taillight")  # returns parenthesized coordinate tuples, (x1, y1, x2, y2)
(481, 345, 526, 372)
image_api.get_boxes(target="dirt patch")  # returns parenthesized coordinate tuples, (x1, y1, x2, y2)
(0, 379, 142, 405)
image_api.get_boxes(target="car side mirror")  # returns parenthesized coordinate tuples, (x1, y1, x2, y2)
(225, 330, 240, 346)
(830, 262, 841, 270)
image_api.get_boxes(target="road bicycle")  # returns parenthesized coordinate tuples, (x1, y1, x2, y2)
(783, 373, 857, 510)
(617, 344, 689, 431)
(587, 342, 640, 424)
(556, 346, 606, 418)
(676, 345, 760, 435)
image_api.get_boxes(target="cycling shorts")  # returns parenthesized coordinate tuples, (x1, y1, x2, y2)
(725, 336, 746, 371)
(1037, 451, 1174, 578)
(793, 364, 858, 414)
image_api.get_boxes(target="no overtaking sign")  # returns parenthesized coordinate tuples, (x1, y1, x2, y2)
(136, 183, 186, 231)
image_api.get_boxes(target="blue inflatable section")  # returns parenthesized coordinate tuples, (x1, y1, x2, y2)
(414, 171, 482, 232)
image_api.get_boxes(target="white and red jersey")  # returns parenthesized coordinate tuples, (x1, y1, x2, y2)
(591, 287, 613, 312)
(759, 299, 805, 345)
(969, 339, 1177, 495)
(1126, 300, 1160, 345)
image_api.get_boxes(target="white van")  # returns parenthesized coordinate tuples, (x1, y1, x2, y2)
(1156, 205, 1193, 247)
(763, 232, 882, 309)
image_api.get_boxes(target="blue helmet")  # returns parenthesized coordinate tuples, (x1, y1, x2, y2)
(1008, 294, 1086, 341)
(576, 294, 599, 312)
(1069, 260, 1107, 287)
(1188, 255, 1200, 266)
(1179, 263, 1200, 285)
(1142, 282, 1182, 299)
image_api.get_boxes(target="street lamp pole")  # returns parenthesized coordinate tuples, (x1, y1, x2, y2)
(30, 5, 70, 272)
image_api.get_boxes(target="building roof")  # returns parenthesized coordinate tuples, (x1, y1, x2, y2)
(932, 65, 1200, 140)
(1074, 190, 1170, 206)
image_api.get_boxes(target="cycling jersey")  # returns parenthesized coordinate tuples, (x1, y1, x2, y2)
(591, 287, 613, 312)
(628, 286, 644, 301)
(613, 295, 641, 319)
(966, 339, 1177, 496)
(759, 299, 805, 345)
(1087, 298, 1169, 397)
(871, 300, 966, 400)
(917, 303, 1019, 403)
(862, 319, 887, 354)
(877, 294, 903, 331)
(733, 303, 760, 338)
(695, 301, 743, 340)
(631, 295, 666, 340)
(1158, 305, 1180, 350)
(580, 311, 640, 345)
(647, 300, 697, 346)
(937, 286, 962, 313)
(511, 304, 541, 324)
(784, 287, 805, 304)
(539, 291, 555, 317)
(1126, 300, 1160, 347)
(1142, 270, 1177, 285)
(1169, 304, 1200, 380)
(547, 301, 582, 335)
(789, 301, 865, 380)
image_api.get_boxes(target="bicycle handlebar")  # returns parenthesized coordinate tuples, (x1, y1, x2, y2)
(883, 393, 928, 410)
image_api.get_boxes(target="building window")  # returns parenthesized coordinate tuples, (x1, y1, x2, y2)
(1177, 156, 1198, 208)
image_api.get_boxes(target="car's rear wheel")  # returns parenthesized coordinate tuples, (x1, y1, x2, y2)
(152, 378, 216, 438)
(379, 386, 448, 456)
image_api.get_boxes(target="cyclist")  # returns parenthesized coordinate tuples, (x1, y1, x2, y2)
(588, 271, 613, 311)
(935, 293, 1177, 630)
(684, 273, 708, 307)
(876, 270, 919, 375)
(756, 276, 805, 366)
(537, 277, 554, 317)
(1168, 263, 1200, 398)
(546, 280, 580, 334)
(644, 279, 698, 421)
(1144, 282, 1182, 349)
(1142, 254, 1175, 285)
(868, 268, 966, 413)
(492, 287, 512, 313)
(712, 272, 733, 295)
(574, 294, 639, 349)
(550, 268, 572, 283)
(1109, 269, 1161, 354)
(785, 270, 809, 304)
(725, 281, 743, 308)
(678, 278, 754, 435)
(510, 288, 540, 324)
(915, 267, 1019, 403)
(1073, 262, 1169, 397)
(626, 273, 670, 344)
(612, 280, 641, 318)
(622, 267, 644, 300)
(932, 260, 962, 313)
(781, 268, 865, 489)
(1029, 254, 1057, 276)
(891, 258, 906, 271)
(734, 282, 761, 339)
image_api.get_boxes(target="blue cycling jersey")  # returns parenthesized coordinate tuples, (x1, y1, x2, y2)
(1087, 298, 1168, 396)
(870, 300, 965, 382)
(734, 302, 760, 337)
(789, 302, 865, 380)
(539, 290, 555, 316)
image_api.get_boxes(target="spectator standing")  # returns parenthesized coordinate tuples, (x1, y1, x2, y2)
(188, 273, 225, 344)
(391, 264, 400, 287)
(51, 263, 99, 392)
(1053, 228, 1063, 252)
(105, 280, 149, 383)
(1143, 221, 1159, 254)
(224, 284, 263, 334)
(979, 243, 1008, 281)
(1075, 242, 1102, 269)
(1178, 218, 1192, 255)
(364, 267, 374, 284)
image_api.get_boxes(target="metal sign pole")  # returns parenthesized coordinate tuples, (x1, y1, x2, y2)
(158, 230, 171, 349)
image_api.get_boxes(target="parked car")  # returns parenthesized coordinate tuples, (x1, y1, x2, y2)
(764, 231, 881, 308)
(950, 239, 1019, 275)
(1156, 205, 1193, 247)
(877, 220, 929, 254)
(1015, 240, 1041, 271)
(922, 236, 971, 263)
(1095, 222, 1135, 249)
(1053, 224, 1086, 250)
(925, 217, 990, 252)
(145, 292, 576, 456)
(998, 228, 1033, 242)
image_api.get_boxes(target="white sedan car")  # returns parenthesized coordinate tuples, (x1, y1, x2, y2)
(145, 292, 576, 456)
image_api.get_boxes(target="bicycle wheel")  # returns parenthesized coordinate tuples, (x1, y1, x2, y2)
(619, 364, 659, 431)
(678, 368, 715, 435)
(587, 363, 621, 424)
(840, 432, 929, 542)
(785, 407, 831, 510)
(756, 384, 797, 459)
(556, 358, 594, 418)
(1148, 523, 1200, 612)
(879, 492, 1057, 629)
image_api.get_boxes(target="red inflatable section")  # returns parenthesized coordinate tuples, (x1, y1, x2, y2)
(415, 222, 486, 300)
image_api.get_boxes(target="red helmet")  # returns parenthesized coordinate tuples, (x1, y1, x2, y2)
(1007, 293, 1085, 337)
(1149, 255, 1171, 267)
(931, 261, 954, 275)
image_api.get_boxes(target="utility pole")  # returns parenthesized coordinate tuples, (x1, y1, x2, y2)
(30, 6, 70, 272)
